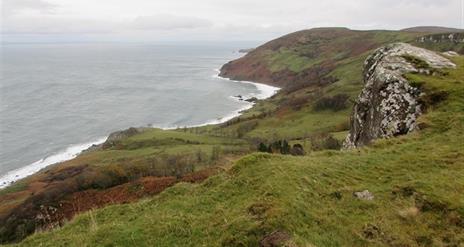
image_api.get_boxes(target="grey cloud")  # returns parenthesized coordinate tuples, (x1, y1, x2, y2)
(3, 0, 57, 16)
(131, 15, 213, 30)
(1, 0, 462, 42)
(2, 17, 118, 34)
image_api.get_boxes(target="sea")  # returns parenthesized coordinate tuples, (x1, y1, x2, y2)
(0, 42, 279, 188)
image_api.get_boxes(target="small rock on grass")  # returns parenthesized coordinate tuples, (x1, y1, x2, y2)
(354, 190, 374, 200)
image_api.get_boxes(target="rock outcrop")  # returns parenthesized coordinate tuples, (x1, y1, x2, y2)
(344, 43, 455, 148)
(102, 127, 147, 148)
(416, 33, 464, 44)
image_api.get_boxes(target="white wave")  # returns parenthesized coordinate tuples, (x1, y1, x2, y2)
(211, 69, 280, 100)
(0, 137, 107, 189)
(161, 69, 280, 130)
(159, 102, 255, 131)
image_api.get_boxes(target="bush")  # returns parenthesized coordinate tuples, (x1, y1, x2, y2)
(236, 120, 258, 138)
(211, 146, 221, 162)
(258, 143, 268, 152)
(280, 96, 310, 111)
(310, 133, 342, 151)
(256, 140, 294, 155)
(313, 94, 350, 111)
(290, 144, 305, 156)
(419, 90, 449, 110)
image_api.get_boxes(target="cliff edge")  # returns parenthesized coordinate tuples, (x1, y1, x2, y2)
(344, 43, 455, 148)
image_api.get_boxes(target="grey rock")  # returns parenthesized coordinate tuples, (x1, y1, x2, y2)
(245, 97, 258, 103)
(344, 43, 455, 149)
(417, 32, 464, 44)
(443, 51, 459, 57)
(354, 190, 374, 200)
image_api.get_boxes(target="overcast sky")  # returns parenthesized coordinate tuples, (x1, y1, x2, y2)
(1, 0, 462, 43)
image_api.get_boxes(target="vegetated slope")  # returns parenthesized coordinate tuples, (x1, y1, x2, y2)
(219, 28, 418, 88)
(2, 27, 463, 244)
(212, 27, 464, 143)
(210, 29, 419, 142)
(17, 56, 464, 246)
(1, 27, 407, 244)
(401, 26, 464, 33)
(0, 129, 249, 243)
(412, 32, 464, 54)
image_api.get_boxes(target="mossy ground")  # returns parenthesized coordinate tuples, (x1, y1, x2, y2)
(14, 57, 464, 246)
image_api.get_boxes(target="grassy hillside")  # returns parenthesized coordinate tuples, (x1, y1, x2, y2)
(1, 27, 463, 244)
(0, 129, 250, 243)
(401, 26, 464, 33)
(204, 29, 420, 144)
(220, 28, 419, 87)
(14, 56, 464, 246)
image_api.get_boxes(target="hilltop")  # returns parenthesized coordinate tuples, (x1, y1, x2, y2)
(1, 27, 463, 245)
(401, 26, 464, 33)
(220, 27, 463, 88)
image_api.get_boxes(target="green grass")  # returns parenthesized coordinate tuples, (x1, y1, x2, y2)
(3, 29, 463, 245)
(15, 57, 464, 247)
(208, 56, 359, 141)
(266, 48, 321, 73)
(244, 109, 350, 140)
(69, 128, 249, 166)
(0, 182, 27, 197)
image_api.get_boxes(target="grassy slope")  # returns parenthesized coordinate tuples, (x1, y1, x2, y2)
(208, 29, 462, 144)
(210, 29, 422, 142)
(2, 27, 463, 244)
(2, 29, 390, 243)
(16, 57, 464, 246)
(0, 129, 250, 242)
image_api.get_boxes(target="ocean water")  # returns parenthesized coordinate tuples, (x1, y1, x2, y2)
(0, 43, 278, 188)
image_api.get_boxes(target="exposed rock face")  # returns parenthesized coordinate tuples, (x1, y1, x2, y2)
(416, 33, 464, 44)
(344, 43, 455, 148)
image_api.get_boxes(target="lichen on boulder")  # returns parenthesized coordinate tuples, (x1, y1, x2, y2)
(344, 43, 455, 148)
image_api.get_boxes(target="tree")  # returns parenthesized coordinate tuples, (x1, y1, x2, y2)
(290, 144, 305, 156)
(258, 143, 268, 152)
(281, 140, 290, 154)
(211, 146, 221, 162)
(196, 149, 204, 163)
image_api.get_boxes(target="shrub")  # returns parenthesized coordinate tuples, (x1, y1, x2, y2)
(280, 96, 310, 111)
(258, 143, 268, 152)
(256, 140, 293, 155)
(310, 133, 342, 151)
(211, 146, 221, 161)
(419, 90, 449, 110)
(313, 94, 350, 111)
(236, 120, 258, 138)
(290, 144, 305, 156)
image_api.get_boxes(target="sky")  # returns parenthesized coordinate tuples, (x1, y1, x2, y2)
(1, 0, 463, 43)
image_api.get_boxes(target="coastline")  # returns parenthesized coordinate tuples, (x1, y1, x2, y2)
(0, 69, 280, 189)
(160, 69, 280, 129)
(0, 138, 107, 189)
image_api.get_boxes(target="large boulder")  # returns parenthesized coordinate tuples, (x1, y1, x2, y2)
(344, 43, 455, 148)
